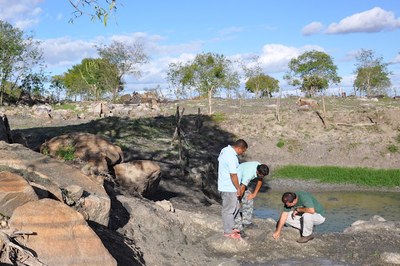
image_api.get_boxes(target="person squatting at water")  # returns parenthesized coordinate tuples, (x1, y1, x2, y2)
(218, 139, 248, 239)
(234, 162, 269, 232)
(272, 191, 326, 243)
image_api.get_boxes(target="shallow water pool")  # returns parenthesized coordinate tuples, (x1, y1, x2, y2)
(254, 191, 400, 233)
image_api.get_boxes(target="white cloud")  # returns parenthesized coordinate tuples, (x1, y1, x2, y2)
(40, 37, 97, 68)
(98, 32, 202, 57)
(340, 74, 355, 88)
(326, 7, 400, 34)
(258, 44, 325, 73)
(0, 0, 43, 29)
(302, 22, 324, 36)
(40, 33, 202, 87)
(392, 54, 400, 64)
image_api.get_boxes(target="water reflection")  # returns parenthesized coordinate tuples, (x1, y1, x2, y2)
(254, 191, 400, 233)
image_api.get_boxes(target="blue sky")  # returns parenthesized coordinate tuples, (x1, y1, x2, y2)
(1, 0, 400, 97)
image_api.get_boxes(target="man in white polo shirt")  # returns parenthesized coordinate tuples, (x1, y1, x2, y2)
(218, 139, 248, 239)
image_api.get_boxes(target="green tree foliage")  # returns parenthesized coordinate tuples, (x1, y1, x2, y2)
(20, 73, 47, 98)
(62, 58, 119, 101)
(353, 49, 391, 96)
(0, 20, 44, 105)
(50, 75, 67, 102)
(245, 74, 279, 98)
(68, 0, 118, 25)
(97, 40, 149, 102)
(285, 50, 341, 97)
(166, 62, 196, 99)
(167, 53, 240, 114)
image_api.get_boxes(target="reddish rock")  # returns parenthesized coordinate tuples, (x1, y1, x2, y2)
(0, 171, 38, 217)
(114, 160, 161, 196)
(9, 199, 117, 266)
(40, 132, 123, 174)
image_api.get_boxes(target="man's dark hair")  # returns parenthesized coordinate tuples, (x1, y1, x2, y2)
(257, 164, 269, 177)
(233, 139, 248, 149)
(282, 192, 297, 204)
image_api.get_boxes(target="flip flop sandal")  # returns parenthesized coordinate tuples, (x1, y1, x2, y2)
(224, 232, 241, 239)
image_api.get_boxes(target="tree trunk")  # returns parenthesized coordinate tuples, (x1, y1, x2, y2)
(208, 88, 213, 115)
(275, 86, 282, 122)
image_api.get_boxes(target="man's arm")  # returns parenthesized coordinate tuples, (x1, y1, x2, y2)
(246, 178, 263, 200)
(295, 207, 315, 214)
(230, 173, 241, 197)
(272, 211, 289, 240)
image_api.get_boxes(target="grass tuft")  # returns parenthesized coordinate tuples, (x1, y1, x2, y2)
(273, 165, 400, 188)
(387, 144, 399, 153)
(55, 145, 76, 161)
(276, 139, 285, 148)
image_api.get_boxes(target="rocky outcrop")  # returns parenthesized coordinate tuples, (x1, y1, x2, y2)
(344, 215, 400, 233)
(0, 141, 111, 226)
(8, 199, 117, 266)
(0, 171, 39, 217)
(114, 160, 161, 196)
(116, 195, 221, 266)
(40, 132, 123, 175)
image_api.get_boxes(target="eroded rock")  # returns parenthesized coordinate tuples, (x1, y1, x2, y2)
(0, 171, 39, 217)
(41, 132, 123, 175)
(0, 141, 111, 226)
(8, 199, 117, 266)
(114, 160, 161, 197)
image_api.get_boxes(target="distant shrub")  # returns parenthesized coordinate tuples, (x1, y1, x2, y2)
(277, 139, 285, 148)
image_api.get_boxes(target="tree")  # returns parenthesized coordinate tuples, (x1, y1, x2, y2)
(353, 49, 391, 96)
(50, 75, 68, 102)
(285, 50, 341, 97)
(166, 53, 239, 114)
(192, 53, 240, 114)
(97, 40, 149, 102)
(20, 73, 47, 98)
(62, 58, 119, 101)
(68, 0, 118, 25)
(0, 20, 44, 105)
(166, 61, 196, 99)
(245, 74, 279, 98)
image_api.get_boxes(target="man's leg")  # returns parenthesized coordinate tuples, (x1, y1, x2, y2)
(301, 213, 326, 236)
(233, 202, 243, 231)
(221, 192, 240, 234)
(285, 211, 302, 230)
(241, 190, 254, 226)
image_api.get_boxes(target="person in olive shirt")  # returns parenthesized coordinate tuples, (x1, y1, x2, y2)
(272, 191, 326, 243)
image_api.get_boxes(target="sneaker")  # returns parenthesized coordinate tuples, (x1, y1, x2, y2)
(296, 235, 314, 243)
(224, 232, 241, 239)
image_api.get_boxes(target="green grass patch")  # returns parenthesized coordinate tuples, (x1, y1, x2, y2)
(276, 139, 285, 148)
(387, 144, 399, 153)
(211, 112, 226, 123)
(55, 145, 76, 161)
(273, 165, 400, 188)
(52, 103, 76, 111)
